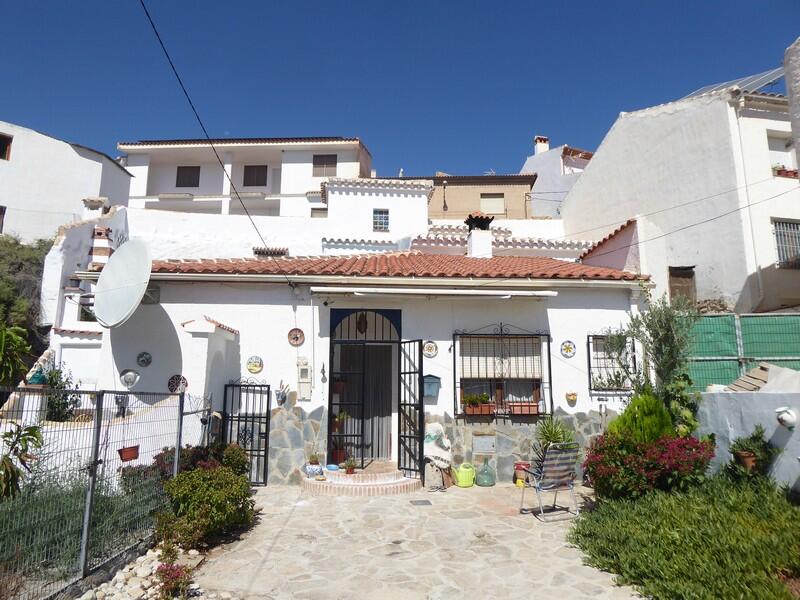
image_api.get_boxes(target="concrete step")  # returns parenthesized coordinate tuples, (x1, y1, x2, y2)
(300, 476, 422, 497)
(324, 467, 406, 485)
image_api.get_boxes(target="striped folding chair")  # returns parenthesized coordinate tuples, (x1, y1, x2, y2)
(519, 442, 580, 521)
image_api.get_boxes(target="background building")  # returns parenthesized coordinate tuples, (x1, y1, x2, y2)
(0, 120, 131, 241)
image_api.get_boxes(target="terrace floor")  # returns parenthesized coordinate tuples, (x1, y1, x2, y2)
(194, 483, 637, 600)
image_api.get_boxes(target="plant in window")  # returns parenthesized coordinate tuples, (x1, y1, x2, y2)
(462, 393, 494, 416)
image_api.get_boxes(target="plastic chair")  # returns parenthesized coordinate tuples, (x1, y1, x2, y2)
(519, 442, 580, 521)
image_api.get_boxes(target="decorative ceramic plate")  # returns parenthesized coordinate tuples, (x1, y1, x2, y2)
(167, 374, 188, 393)
(422, 340, 438, 358)
(288, 328, 305, 347)
(560, 340, 577, 358)
(136, 351, 152, 367)
(246, 356, 263, 374)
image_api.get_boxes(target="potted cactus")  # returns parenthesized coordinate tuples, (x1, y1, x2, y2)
(344, 458, 357, 475)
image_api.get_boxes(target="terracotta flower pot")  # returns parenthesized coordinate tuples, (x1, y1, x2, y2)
(735, 450, 757, 472)
(345, 466, 355, 475)
(509, 403, 538, 416)
(464, 403, 495, 416)
(117, 445, 139, 462)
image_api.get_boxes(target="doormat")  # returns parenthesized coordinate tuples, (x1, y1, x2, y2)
(410, 500, 432, 506)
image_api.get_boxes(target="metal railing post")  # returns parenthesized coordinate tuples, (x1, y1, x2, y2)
(79, 390, 104, 577)
(173, 391, 185, 478)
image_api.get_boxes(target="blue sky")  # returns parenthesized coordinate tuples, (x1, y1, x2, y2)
(3, 1, 797, 176)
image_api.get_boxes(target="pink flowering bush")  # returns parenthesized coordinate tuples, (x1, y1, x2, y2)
(155, 563, 192, 600)
(585, 433, 714, 500)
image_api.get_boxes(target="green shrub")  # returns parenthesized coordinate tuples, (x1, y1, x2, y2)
(222, 444, 250, 477)
(569, 476, 800, 599)
(162, 467, 254, 547)
(608, 392, 674, 443)
(532, 416, 575, 471)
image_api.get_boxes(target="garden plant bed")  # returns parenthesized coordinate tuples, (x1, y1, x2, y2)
(569, 476, 800, 599)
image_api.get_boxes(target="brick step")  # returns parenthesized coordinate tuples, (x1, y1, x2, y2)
(324, 468, 406, 485)
(300, 476, 422, 497)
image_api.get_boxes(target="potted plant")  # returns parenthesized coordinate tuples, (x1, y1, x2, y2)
(308, 453, 320, 465)
(344, 458, 357, 475)
(332, 377, 346, 394)
(117, 445, 140, 462)
(728, 424, 780, 474)
(508, 401, 539, 416)
(333, 410, 349, 433)
(463, 393, 495, 416)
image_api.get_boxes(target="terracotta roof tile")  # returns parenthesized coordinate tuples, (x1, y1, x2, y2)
(151, 252, 644, 282)
(579, 219, 637, 260)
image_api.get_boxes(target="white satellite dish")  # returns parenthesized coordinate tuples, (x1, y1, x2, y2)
(94, 238, 152, 328)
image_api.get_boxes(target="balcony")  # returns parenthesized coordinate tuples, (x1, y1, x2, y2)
(128, 192, 322, 216)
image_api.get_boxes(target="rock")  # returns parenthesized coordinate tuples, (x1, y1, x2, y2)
(135, 566, 151, 578)
(141, 579, 152, 590)
(220, 593, 232, 600)
(79, 591, 96, 600)
(188, 549, 200, 557)
(127, 577, 143, 590)
(128, 588, 146, 600)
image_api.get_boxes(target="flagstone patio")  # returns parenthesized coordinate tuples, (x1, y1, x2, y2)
(194, 483, 636, 600)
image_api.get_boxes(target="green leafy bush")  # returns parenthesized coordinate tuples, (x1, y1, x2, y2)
(162, 467, 254, 547)
(608, 392, 674, 443)
(569, 476, 800, 599)
(0, 325, 30, 387)
(584, 433, 713, 499)
(222, 444, 250, 477)
(43, 367, 81, 422)
(0, 424, 42, 500)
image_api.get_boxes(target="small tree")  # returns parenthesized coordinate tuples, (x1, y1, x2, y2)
(602, 290, 700, 435)
(0, 325, 31, 386)
(44, 365, 81, 422)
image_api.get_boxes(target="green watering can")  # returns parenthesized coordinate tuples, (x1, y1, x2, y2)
(454, 463, 476, 487)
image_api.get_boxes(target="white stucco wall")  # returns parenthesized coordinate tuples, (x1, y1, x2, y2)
(279, 149, 361, 195)
(520, 145, 586, 218)
(94, 282, 637, 418)
(786, 37, 800, 171)
(0, 121, 130, 241)
(563, 92, 787, 311)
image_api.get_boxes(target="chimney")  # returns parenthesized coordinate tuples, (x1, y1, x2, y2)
(534, 135, 550, 155)
(88, 226, 114, 271)
(464, 211, 494, 258)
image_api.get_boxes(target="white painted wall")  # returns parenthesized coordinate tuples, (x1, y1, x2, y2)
(0, 121, 130, 241)
(279, 149, 361, 195)
(520, 144, 587, 218)
(94, 282, 637, 417)
(697, 392, 800, 493)
(786, 37, 800, 171)
(562, 90, 800, 311)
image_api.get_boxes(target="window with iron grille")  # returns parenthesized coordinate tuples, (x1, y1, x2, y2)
(243, 165, 267, 187)
(373, 208, 389, 232)
(175, 166, 200, 187)
(312, 154, 337, 177)
(588, 335, 636, 391)
(455, 333, 548, 414)
(774, 219, 800, 268)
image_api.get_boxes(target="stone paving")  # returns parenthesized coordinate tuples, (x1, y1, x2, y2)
(194, 484, 637, 600)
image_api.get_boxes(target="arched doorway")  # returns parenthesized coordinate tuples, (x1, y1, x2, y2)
(328, 309, 423, 478)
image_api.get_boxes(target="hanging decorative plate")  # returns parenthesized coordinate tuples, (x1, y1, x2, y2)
(422, 340, 438, 358)
(560, 340, 577, 358)
(246, 356, 264, 374)
(168, 374, 188, 393)
(288, 328, 305, 347)
(136, 351, 152, 367)
(356, 312, 368, 334)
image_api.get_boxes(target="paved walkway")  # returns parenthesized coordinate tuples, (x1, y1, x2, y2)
(194, 484, 637, 600)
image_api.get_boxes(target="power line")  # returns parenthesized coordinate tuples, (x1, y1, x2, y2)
(138, 0, 268, 250)
(472, 185, 798, 287)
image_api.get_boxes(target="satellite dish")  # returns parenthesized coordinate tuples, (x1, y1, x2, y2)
(94, 238, 152, 328)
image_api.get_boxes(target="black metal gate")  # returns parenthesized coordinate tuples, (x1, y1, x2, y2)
(328, 341, 368, 468)
(399, 340, 424, 481)
(223, 383, 271, 484)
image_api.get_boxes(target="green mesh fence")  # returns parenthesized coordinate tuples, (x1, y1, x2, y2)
(688, 314, 800, 390)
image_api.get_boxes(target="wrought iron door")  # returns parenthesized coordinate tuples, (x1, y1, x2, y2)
(329, 341, 368, 468)
(398, 340, 424, 481)
(223, 383, 271, 484)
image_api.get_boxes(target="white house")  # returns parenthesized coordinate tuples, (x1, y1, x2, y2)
(562, 75, 800, 312)
(0, 120, 131, 241)
(519, 135, 593, 219)
(120, 136, 372, 218)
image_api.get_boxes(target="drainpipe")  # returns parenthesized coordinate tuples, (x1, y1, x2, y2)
(733, 91, 765, 311)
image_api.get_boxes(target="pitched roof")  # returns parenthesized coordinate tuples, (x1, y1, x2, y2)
(390, 174, 537, 186)
(579, 219, 637, 260)
(151, 252, 643, 282)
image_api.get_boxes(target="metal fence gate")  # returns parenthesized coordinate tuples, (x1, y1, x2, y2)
(688, 314, 800, 390)
(398, 340, 424, 481)
(223, 383, 271, 484)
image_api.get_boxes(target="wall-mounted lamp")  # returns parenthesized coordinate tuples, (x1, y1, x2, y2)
(776, 407, 797, 430)
(442, 180, 448, 212)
